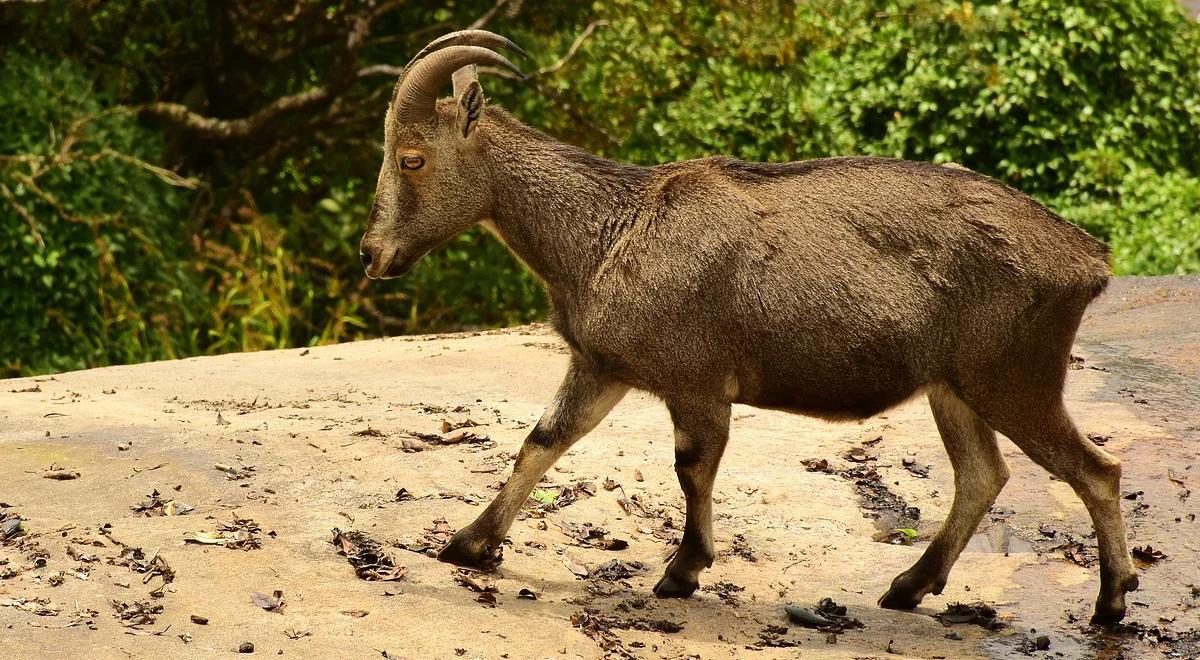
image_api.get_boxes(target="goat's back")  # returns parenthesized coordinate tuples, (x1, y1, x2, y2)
(583, 156, 1108, 416)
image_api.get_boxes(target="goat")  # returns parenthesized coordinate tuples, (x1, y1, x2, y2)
(359, 30, 1138, 625)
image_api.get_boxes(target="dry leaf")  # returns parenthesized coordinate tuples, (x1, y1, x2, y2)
(43, 471, 80, 481)
(251, 590, 284, 613)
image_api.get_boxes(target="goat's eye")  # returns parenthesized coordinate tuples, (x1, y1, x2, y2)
(400, 155, 425, 170)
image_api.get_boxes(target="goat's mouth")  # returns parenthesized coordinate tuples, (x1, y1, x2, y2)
(365, 251, 417, 280)
(379, 255, 416, 279)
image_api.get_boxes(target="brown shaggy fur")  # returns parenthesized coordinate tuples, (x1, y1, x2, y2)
(360, 64, 1137, 625)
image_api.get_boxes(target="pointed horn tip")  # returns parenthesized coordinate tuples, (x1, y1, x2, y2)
(505, 41, 530, 59)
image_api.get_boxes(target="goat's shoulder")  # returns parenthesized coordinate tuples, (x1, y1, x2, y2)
(638, 157, 768, 218)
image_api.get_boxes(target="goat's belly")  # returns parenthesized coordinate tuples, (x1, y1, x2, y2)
(735, 349, 924, 421)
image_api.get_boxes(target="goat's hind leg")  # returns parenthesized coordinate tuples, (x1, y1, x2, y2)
(879, 384, 1009, 610)
(438, 360, 628, 568)
(980, 401, 1138, 625)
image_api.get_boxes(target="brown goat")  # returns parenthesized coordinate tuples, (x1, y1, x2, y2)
(359, 31, 1139, 625)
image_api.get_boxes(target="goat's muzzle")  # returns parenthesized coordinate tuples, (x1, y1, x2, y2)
(360, 241, 406, 280)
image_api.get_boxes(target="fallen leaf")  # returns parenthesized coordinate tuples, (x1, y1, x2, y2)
(563, 557, 590, 578)
(453, 568, 498, 593)
(251, 590, 285, 613)
(785, 604, 832, 628)
(332, 529, 407, 581)
(936, 601, 1003, 630)
(1132, 545, 1167, 564)
(43, 471, 81, 481)
(844, 447, 873, 463)
(184, 532, 229, 545)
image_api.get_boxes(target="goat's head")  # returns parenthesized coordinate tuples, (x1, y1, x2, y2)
(360, 30, 525, 279)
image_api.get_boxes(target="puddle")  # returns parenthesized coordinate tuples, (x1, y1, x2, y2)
(1081, 341, 1200, 445)
(911, 523, 1037, 555)
(979, 630, 1108, 660)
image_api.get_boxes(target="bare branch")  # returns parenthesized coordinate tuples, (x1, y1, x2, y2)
(0, 181, 45, 249)
(98, 149, 201, 189)
(138, 1, 414, 140)
(468, 0, 512, 30)
(534, 20, 607, 77)
(357, 64, 406, 78)
(475, 20, 607, 81)
(137, 86, 332, 140)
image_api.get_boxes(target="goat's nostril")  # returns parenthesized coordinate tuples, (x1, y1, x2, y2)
(360, 250, 373, 269)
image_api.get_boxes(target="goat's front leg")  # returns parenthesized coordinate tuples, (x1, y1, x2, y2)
(653, 395, 731, 598)
(437, 360, 628, 568)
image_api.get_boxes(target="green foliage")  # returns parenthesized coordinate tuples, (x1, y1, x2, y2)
(1049, 154, 1200, 275)
(521, 0, 1200, 274)
(0, 53, 202, 375)
(3, 0, 1200, 376)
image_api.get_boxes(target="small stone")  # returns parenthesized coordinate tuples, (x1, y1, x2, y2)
(239, 642, 255, 653)
(190, 614, 209, 625)
(1034, 635, 1050, 651)
(945, 632, 962, 640)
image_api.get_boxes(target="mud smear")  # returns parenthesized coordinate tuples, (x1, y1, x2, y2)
(841, 466, 921, 543)
(802, 457, 923, 542)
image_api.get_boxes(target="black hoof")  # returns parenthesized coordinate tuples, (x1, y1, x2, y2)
(878, 586, 923, 611)
(436, 531, 502, 570)
(1090, 574, 1139, 626)
(1089, 605, 1127, 627)
(653, 571, 699, 598)
(878, 570, 941, 611)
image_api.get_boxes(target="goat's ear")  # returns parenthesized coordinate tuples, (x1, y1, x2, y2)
(455, 79, 485, 139)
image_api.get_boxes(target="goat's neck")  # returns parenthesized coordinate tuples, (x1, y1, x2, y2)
(483, 116, 648, 303)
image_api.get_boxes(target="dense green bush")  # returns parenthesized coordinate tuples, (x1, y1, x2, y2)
(0, 54, 203, 374)
(1049, 153, 1200, 274)
(524, 0, 1200, 274)
(2, 0, 1199, 376)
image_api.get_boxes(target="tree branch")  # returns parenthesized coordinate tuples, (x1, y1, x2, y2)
(0, 181, 45, 249)
(137, 86, 332, 140)
(468, 0, 513, 30)
(534, 20, 607, 77)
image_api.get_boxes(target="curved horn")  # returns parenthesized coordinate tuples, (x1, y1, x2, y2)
(394, 45, 524, 124)
(402, 30, 527, 72)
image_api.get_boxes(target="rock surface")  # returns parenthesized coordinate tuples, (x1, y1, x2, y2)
(1, 276, 1197, 659)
